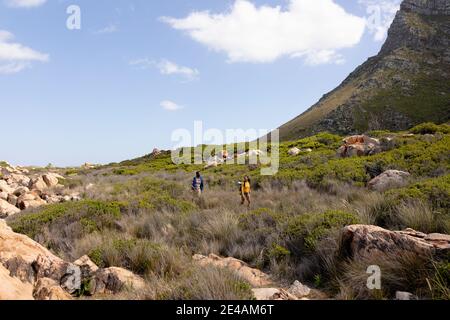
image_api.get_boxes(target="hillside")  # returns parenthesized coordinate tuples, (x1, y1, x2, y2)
(278, 0, 450, 141)
(1, 122, 449, 300)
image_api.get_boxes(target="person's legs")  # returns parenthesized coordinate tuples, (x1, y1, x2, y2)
(240, 193, 245, 205)
(244, 193, 251, 207)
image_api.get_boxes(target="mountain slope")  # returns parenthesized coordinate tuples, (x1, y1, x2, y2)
(278, 0, 450, 141)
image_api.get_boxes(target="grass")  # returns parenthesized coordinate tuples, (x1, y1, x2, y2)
(5, 122, 450, 300)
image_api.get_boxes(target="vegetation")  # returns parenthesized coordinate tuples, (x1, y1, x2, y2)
(5, 122, 450, 300)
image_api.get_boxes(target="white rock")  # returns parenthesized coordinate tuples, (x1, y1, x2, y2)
(288, 147, 301, 156)
(288, 280, 311, 298)
(368, 170, 411, 192)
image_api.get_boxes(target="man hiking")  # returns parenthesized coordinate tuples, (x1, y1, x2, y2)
(192, 171, 204, 197)
(239, 175, 251, 208)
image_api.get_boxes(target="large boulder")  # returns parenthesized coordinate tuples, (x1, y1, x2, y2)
(193, 254, 272, 287)
(33, 278, 72, 300)
(338, 135, 381, 158)
(4, 173, 31, 188)
(0, 180, 14, 194)
(74, 255, 99, 279)
(42, 173, 63, 188)
(340, 225, 450, 260)
(0, 264, 33, 300)
(0, 199, 21, 218)
(368, 170, 411, 191)
(93, 267, 146, 295)
(17, 192, 46, 210)
(30, 177, 48, 192)
(0, 220, 67, 280)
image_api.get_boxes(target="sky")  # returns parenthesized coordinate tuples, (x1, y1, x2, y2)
(0, 0, 401, 167)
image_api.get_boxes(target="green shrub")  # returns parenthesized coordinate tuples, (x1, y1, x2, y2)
(387, 175, 450, 211)
(285, 210, 359, 252)
(268, 244, 291, 261)
(410, 122, 450, 135)
(9, 200, 122, 239)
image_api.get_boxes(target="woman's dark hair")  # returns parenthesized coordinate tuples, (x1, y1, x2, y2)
(245, 175, 251, 183)
(196, 171, 201, 178)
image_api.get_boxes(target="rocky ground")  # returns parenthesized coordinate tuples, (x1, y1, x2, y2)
(0, 163, 81, 218)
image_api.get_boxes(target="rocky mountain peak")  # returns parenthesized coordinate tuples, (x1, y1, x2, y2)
(278, 0, 450, 141)
(401, 0, 450, 15)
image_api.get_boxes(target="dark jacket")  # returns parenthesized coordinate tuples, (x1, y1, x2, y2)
(192, 176, 204, 191)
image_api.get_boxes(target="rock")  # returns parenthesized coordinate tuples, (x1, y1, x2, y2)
(7, 194, 18, 207)
(303, 148, 313, 153)
(288, 147, 301, 156)
(42, 173, 63, 188)
(395, 291, 418, 300)
(13, 186, 30, 197)
(288, 280, 311, 298)
(31, 177, 48, 192)
(151, 148, 161, 156)
(70, 193, 82, 201)
(193, 254, 272, 287)
(0, 220, 81, 295)
(17, 192, 46, 210)
(0, 199, 21, 218)
(337, 135, 381, 158)
(4, 173, 31, 188)
(0, 220, 57, 265)
(33, 278, 72, 300)
(368, 170, 411, 192)
(94, 267, 146, 294)
(74, 255, 99, 279)
(248, 150, 264, 157)
(0, 191, 8, 200)
(252, 288, 297, 300)
(32, 254, 81, 294)
(0, 166, 15, 176)
(0, 180, 14, 194)
(340, 225, 450, 261)
(0, 264, 33, 300)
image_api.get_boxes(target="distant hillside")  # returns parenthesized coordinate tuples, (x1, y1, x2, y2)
(278, 0, 450, 141)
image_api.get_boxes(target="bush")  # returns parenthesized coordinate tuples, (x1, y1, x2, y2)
(87, 236, 188, 278)
(9, 200, 122, 243)
(157, 265, 254, 300)
(387, 175, 450, 211)
(410, 122, 450, 135)
(284, 210, 359, 253)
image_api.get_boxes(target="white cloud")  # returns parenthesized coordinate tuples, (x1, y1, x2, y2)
(161, 0, 366, 64)
(160, 100, 184, 111)
(359, 0, 401, 41)
(302, 50, 345, 66)
(94, 24, 118, 35)
(130, 58, 199, 80)
(0, 30, 48, 74)
(157, 59, 199, 79)
(4, 0, 46, 8)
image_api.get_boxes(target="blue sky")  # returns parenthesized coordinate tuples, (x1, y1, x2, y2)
(0, 0, 400, 166)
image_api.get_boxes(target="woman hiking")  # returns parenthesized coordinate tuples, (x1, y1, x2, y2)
(239, 176, 251, 208)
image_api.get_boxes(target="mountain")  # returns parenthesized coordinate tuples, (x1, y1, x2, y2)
(278, 0, 450, 141)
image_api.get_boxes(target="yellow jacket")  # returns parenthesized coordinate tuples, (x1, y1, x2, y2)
(241, 181, 251, 194)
